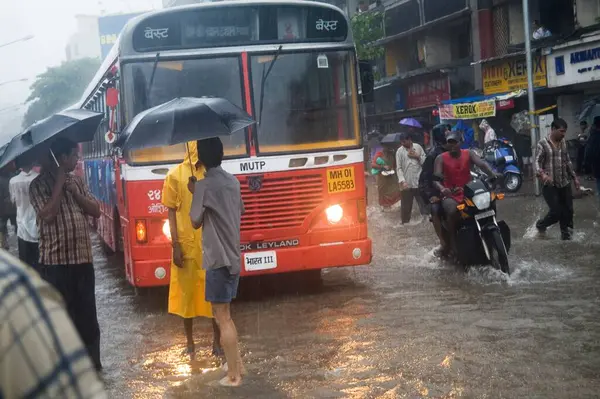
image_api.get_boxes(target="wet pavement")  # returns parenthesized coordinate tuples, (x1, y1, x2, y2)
(12, 189, 600, 398)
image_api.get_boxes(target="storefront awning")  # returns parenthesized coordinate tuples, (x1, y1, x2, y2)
(440, 89, 530, 105)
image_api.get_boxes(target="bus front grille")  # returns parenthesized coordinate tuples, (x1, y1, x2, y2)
(240, 174, 324, 231)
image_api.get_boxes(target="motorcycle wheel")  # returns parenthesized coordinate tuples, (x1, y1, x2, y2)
(488, 229, 510, 275)
(504, 172, 522, 193)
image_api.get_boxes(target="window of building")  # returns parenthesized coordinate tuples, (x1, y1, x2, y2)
(384, 0, 420, 37)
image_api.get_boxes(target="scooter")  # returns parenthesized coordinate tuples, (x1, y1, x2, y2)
(441, 172, 512, 275)
(477, 139, 522, 193)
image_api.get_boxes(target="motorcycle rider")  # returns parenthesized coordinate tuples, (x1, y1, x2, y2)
(432, 131, 499, 253)
(419, 124, 450, 255)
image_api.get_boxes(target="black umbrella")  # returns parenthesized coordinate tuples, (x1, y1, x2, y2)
(380, 132, 406, 145)
(0, 109, 103, 169)
(119, 97, 256, 154)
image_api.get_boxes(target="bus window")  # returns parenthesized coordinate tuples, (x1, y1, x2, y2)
(251, 50, 359, 154)
(123, 57, 248, 164)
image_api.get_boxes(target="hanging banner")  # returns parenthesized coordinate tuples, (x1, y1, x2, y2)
(439, 100, 496, 120)
(482, 56, 547, 95)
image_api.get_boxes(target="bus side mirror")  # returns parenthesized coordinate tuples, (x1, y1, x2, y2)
(359, 60, 374, 103)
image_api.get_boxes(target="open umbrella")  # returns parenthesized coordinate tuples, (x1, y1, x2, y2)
(380, 133, 404, 145)
(119, 97, 255, 154)
(0, 109, 103, 169)
(399, 118, 422, 128)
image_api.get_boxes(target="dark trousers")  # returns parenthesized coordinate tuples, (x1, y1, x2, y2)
(18, 238, 39, 272)
(42, 263, 102, 371)
(401, 188, 428, 224)
(536, 185, 574, 233)
(0, 214, 17, 235)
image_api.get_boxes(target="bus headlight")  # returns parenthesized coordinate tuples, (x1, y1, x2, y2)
(473, 193, 491, 210)
(325, 204, 343, 224)
(162, 220, 171, 241)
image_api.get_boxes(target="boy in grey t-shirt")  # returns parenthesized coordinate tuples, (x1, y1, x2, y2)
(190, 137, 244, 387)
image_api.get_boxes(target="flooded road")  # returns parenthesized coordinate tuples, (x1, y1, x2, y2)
(83, 191, 600, 398)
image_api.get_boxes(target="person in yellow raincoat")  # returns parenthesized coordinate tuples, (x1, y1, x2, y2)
(162, 141, 223, 361)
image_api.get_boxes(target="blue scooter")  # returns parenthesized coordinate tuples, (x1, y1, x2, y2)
(478, 138, 522, 193)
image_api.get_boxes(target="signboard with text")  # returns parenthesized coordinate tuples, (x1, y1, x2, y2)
(439, 100, 496, 120)
(98, 13, 142, 59)
(132, 4, 348, 52)
(547, 40, 600, 87)
(406, 76, 451, 109)
(482, 55, 547, 95)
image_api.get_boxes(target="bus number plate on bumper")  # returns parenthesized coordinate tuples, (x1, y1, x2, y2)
(327, 166, 356, 194)
(244, 251, 277, 272)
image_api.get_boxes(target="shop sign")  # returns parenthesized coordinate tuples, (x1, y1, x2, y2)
(406, 76, 450, 109)
(547, 39, 600, 87)
(496, 99, 515, 110)
(439, 100, 496, 120)
(482, 56, 547, 96)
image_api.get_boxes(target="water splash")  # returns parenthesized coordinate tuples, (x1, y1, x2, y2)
(466, 258, 573, 286)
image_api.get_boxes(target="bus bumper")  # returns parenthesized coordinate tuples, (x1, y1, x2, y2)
(240, 238, 372, 276)
(131, 238, 372, 286)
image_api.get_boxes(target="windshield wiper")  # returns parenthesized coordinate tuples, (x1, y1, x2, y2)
(258, 45, 282, 125)
(146, 52, 161, 101)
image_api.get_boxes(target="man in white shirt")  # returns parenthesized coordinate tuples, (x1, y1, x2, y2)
(396, 133, 428, 224)
(9, 165, 39, 272)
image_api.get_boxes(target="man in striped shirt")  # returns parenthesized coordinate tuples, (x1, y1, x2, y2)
(29, 138, 102, 370)
(535, 118, 580, 240)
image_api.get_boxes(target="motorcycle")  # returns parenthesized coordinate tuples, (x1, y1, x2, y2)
(441, 172, 512, 275)
(475, 139, 522, 193)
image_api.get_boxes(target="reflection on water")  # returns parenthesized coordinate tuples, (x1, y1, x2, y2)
(87, 194, 600, 398)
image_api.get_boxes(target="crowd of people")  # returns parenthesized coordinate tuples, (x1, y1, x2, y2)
(371, 116, 600, 254)
(0, 136, 245, 396)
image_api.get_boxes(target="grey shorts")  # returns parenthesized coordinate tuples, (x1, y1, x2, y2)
(205, 267, 240, 304)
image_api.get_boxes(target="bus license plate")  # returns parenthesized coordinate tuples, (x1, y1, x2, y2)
(244, 251, 277, 272)
(327, 166, 356, 194)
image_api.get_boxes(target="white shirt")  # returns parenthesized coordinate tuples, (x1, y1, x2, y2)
(9, 170, 39, 243)
(396, 143, 426, 189)
(484, 127, 497, 143)
(533, 27, 551, 40)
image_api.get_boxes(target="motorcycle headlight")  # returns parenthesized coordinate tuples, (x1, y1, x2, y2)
(472, 193, 491, 210)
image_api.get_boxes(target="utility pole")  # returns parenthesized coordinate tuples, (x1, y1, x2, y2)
(522, 0, 540, 196)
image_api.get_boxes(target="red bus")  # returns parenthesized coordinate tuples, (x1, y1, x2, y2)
(77, 0, 372, 287)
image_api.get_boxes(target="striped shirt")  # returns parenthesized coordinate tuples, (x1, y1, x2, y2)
(29, 172, 94, 265)
(0, 249, 106, 398)
(535, 137, 576, 188)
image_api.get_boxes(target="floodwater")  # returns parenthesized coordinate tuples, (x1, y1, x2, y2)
(47, 190, 600, 397)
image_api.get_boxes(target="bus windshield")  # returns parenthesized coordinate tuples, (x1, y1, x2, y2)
(123, 57, 248, 164)
(251, 50, 359, 154)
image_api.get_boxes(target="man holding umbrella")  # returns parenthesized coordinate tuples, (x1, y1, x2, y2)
(29, 138, 103, 371)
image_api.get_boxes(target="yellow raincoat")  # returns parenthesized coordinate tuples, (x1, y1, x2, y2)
(162, 142, 213, 319)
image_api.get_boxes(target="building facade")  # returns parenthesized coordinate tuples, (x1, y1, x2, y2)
(368, 0, 600, 146)
(65, 15, 102, 61)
